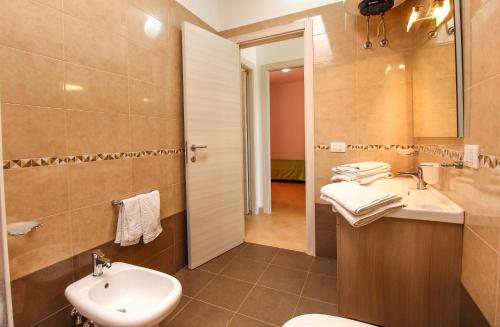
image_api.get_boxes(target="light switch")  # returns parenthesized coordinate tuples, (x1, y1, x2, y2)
(464, 144, 479, 169)
(330, 142, 346, 153)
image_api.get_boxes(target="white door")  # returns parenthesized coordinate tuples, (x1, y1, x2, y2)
(182, 22, 244, 269)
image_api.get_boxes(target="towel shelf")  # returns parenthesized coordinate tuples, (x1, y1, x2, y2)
(111, 190, 157, 207)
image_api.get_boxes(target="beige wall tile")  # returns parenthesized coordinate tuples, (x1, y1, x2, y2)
(132, 156, 162, 193)
(129, 0, 169, 22)
(313, 32, 356, 65)
(128, 42, 169, 86)
(462, 227, 498, 325)
(2, 104, 66, 159)
(64, 14, 128, 75)
(314, 88, 356, 120)
(357, 113, 411, 144)
(314, 116, 357, 145)
(66, 110, 131, 154)
(129, 78, 168, 117)
(62, 0, 127, 36)
(4, 166, 68, 223)
(8, 213, 72, 280)
(313, 62, 356, 92)
(64, 63, 129, 114)
(0, 0, 63, 59)
(131, 115, 162, 151)
(161, 155, 185, 188)
(0, 46, 64, 107)
(68, 159, 132, 209)
(70, 203, 117, 255)
(127, 4, 168, 51)
(470, 0, 500, 84)
(311, 4, 352, 36)
(469, 76, 500, 155)
(165, 118, 184, 149)
(31, 0, 62, 10)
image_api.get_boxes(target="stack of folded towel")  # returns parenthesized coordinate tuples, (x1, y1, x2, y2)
(115, 190, 163, 246)
(320, 181, 404, 227)
(331, 161, 393, 185)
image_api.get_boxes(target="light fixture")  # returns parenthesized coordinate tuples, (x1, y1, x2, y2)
(406, 0, 451, 33)
(144, 16, 162, 39)
(281, 68, 291, 73)
(433, 0, 450, 26)
(407, 6, 420, 32)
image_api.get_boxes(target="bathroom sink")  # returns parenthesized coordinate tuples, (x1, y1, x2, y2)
(65, 262, 182, 327)
(367, 177, 464, 224)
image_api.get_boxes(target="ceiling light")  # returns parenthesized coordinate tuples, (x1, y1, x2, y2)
(281, 68, 291, 73)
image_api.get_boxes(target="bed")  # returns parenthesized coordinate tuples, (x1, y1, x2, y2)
(271, 159, 305, 182)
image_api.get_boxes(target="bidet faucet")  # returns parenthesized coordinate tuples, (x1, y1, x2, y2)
(91, 249, 112, 277)
(397, 166, 427, 190)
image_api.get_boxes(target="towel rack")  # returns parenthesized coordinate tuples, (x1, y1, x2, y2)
(111, 190, 157, 207)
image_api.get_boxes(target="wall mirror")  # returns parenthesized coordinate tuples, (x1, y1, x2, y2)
(407, 0, 464, 137)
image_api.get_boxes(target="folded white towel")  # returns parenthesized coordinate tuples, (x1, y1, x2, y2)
(334, 161, 389, 173)
(138, 190, 162, 244)
(320, 194, 404, 227)
(331, 172, 393, 184)
(333, 164, 390, 178)
(320, 181, 401, 216)
(115, 197, 142, 246)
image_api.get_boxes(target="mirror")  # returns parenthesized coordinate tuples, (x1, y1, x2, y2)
(408, 0, 463, 137)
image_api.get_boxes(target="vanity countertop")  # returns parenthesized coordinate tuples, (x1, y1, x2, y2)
(330, 177, 465, 224)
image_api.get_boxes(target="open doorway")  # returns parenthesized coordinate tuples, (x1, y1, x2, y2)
(240, 38, 306, 252)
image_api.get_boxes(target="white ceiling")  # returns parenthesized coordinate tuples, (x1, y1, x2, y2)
(176, 0, 342, 31)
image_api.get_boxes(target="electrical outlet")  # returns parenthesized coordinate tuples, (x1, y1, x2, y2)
(464, 144, 479, 169)
(330, 142, 346, 153)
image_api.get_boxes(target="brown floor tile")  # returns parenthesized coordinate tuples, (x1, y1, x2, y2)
(302, 273, 337, 304)
(258, 265, 307, 295)
(271, 249, 313, 271)
(166, 300, 233, 327)
(294, 297, 339, 317)
(221, 257, 268, 283)
(309, 257, 337, 276)
(160, 296, 191, 326)
(174, 267, 215, 297)
(239, 286, 299, 326)
(228, 314, 276, 327)
(239, 243, 279, 263)
(199, 243, 247, 273)
(196, 276, 253, 311)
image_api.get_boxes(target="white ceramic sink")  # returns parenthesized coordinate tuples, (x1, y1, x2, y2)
(367, 177, 464, 224)
(65, 262, 182, 327)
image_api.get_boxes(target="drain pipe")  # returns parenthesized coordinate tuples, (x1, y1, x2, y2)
(70, 308, 95, 327)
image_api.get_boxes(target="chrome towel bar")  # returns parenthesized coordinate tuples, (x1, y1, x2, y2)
(111, 190, 157, 207)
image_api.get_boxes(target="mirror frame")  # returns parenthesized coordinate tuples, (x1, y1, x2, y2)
(454, 0, 464, 137)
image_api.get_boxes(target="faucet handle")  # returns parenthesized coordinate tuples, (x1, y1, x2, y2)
(92, 249, 105, 258)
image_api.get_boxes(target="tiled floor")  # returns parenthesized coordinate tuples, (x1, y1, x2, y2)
(163, 242, 338, 327)
(245, 182, 306, 252)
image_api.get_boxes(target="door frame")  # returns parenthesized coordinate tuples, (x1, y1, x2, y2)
(229, 20, 316, 256)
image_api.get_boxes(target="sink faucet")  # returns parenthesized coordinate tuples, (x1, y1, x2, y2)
(92, 249, 112, 277)
(398, 166, 427, 190)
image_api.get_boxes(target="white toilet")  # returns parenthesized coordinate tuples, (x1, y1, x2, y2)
(283, 314, 374, 327)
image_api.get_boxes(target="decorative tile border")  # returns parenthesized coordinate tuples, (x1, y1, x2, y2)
(314, 144, 499, 169)
(3, 148, 185, 170)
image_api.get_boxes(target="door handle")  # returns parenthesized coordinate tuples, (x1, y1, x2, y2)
(190, 144, 207, 151)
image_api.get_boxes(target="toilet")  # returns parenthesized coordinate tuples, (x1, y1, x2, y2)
(283, 314, 374, 327)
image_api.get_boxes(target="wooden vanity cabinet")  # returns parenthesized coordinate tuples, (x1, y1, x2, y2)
(336, 215, 463, 327)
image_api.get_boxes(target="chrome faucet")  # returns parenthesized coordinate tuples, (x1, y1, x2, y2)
(91, 249, 112, 277)
(398, 166, 427, 190)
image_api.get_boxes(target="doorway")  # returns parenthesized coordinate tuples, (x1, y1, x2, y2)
(240, 38, 307, 252)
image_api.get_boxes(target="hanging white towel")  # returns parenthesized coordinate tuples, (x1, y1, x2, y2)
(138, 190, 162, 244)
(115, 197, 142, 246)
(320, 181, 401, 216)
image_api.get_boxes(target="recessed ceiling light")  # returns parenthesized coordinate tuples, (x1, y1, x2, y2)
(281, 68, 291, 73)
